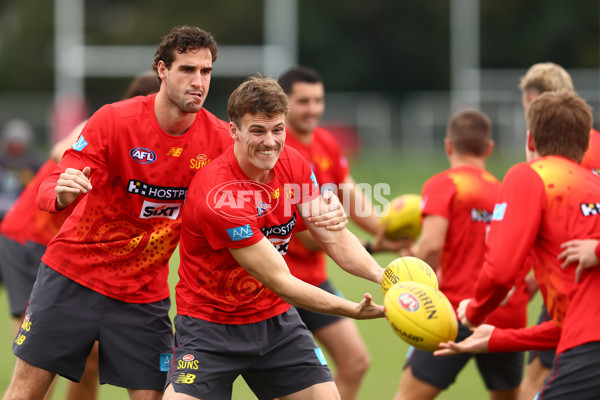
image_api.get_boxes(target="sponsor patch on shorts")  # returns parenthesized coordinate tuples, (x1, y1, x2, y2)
(160, 353, 173, 372)
(314, 348, 328, 365)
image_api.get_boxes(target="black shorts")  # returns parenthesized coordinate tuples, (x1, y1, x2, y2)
(294, 279, 344, 331)
(538, 341, 600, 399)
(169, 308, 333, 399)
(528, 304, 556, 369)
(0, 235, 45, 317)
(405, 323, 524, 391)
(13, 263, 173, 390)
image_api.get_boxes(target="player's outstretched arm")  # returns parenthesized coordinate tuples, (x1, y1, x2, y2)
(229, 238, 384, 320)
(298, 194, 385, 285)
(558, 239, 600, 283)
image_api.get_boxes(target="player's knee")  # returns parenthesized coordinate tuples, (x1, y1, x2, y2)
(339, 350, 371, 379)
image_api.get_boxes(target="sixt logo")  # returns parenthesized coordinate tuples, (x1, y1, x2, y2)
(140, 201, 182, 220)
(227, 224, 254, 241)
(127, 180, 187, 201)
(580, 202, 600, 216)
(130, 147, 156, 164)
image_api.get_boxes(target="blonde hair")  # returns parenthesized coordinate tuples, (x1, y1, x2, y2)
(519, 62, 574, 94)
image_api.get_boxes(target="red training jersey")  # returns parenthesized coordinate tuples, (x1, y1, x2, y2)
(37, 94, 232, 303)
(581, 128, 600, 174)
(421, 165, 528, 329)
(465, 156, 600, 354)
(0, 159, 69, 245)
(283, 127, 350, 286)
(176, 146, 320, 324)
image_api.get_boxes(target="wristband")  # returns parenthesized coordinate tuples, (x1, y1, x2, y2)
(364, 241, 373, 254)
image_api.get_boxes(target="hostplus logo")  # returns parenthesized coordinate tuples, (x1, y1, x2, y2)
(127, 180, 187, 200)
(580, 202, 600, 216)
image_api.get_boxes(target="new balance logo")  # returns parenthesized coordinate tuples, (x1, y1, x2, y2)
(167, 147, 183, 157)
(174, 373, 196, 384)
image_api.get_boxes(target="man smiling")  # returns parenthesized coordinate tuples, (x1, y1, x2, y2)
(164, 76, 386, 400)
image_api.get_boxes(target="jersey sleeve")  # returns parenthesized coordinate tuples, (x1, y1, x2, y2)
(421, 173, 455, 219)
(194, 187, 263, 250)
(466, 164, 545, 325)
(37, 105, 114, 212)
(488, 320, 560, 352)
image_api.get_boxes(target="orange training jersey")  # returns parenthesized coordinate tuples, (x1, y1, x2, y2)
(176, 146, 320, 324)
(467, 156, 600, 354)
(0, 159, 69, 245)
(421, 165, 527, 329)
(37, 94, 232, 303)
(283, 127, 349, 286)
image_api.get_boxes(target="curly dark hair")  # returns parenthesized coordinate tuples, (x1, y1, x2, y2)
(152, 26, 218, 82)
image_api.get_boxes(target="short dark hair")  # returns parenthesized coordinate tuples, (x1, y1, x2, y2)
(228, 76, 289, 128)
(447, 110, 492, 156)
(277, 66, 322, 95)
(526, 91, 591, 163)
(122, 71, 160, 99)
(152, 26, 218, 82)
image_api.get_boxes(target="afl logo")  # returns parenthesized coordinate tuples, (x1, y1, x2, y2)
(182, 354, 194, 362)
(130, 147, 156, 164)
(398, 292, 420, 312)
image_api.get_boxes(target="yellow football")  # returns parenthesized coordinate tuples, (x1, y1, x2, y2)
(384, 281, 458, 351)
(381, 194, 422, 240)
(381, 256, 438, 295)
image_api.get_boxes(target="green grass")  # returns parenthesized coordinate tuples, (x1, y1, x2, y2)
(0, 149, 543, 399)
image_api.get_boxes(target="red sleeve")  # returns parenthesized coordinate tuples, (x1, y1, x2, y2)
(466, 164, 545, 325)
(421, 173, 454, 219)
(595, 241, 600, 260)
(37, 106, 113, 213)
(195, 186, 263, 251)
(488, 320, 560, 352)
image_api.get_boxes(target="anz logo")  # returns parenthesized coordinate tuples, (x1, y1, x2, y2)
(227, 224, 254, 241)
(130, 147, 156, 164)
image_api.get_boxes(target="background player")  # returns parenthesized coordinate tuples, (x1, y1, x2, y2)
(517, 62, 600, 399)
(3, 25, 233, 400)
(165, 76, 385, 400)
(437, 91, 600, 399)
(393, 110, 527, 400)
(0, 70, 159, 400)
(277, 65, 408, 400)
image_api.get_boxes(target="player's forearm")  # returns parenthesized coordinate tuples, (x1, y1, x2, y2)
(488, 320, 560, 352)
(345, 181, 380, 235)
(319, 229, 384, 284)
(274, 274, 363, 318)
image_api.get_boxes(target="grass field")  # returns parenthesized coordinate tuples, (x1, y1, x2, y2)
(0, 149, 544, 399)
